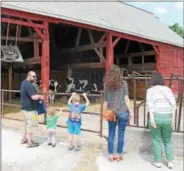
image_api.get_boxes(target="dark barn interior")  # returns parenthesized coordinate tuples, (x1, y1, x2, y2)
(1, 21, 156, 93)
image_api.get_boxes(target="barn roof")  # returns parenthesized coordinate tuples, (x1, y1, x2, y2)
(2, 1, 184, 48)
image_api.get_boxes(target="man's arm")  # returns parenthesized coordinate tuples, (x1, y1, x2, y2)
(27, 84, 44, 100)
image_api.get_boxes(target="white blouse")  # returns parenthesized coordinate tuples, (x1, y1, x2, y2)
(146, 85, 176, 114)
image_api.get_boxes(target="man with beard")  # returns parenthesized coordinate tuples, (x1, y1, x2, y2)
(20, 71, 44, 148)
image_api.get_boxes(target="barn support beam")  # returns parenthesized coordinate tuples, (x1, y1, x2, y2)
(61, 41, 106, 54)
(68, 63, 105, 69)
(27, 19, 44, 39)
(153, 45, 159, 56)
(153, 45, 160, 72)
(106, 32, 114, 72)
(87, 29, 106, 63)
(1, 17, 45, 29)
(34, 39, 39, 58)
(24, 57, 41, 65)
(41, 21, 50, 107)
(113, 37, 121, 48)
(117, 50, 155, 58)
(8, 64, 12, 101)
(75, 28, 82, 47)
(1, 36, 42, 42)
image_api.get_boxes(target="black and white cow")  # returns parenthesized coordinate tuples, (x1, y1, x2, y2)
(35, 79, 61, 104)
(65, 77, 103, 102)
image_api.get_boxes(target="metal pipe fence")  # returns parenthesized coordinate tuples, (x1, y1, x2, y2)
(1, 76, 184, 135)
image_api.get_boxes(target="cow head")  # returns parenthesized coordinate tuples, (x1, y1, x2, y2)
(49, 79, 60, 92)
(66, 77, 75, 93)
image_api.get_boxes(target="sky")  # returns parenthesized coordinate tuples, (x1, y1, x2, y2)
(126, 2, 183, 27)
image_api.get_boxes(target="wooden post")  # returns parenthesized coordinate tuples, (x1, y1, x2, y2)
(8, 64, 12, 101)
(41, 21, 50, 115)
(106, 32, 114, 72)
(34, 39, 39, 58)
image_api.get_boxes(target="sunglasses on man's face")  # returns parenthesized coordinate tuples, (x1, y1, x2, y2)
(32, 75, 36, 78)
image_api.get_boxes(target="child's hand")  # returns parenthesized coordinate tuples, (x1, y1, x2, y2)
(72, 92, 76, 96)
(82, 93, 87, 97)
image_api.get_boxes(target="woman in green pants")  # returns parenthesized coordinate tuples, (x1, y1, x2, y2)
(146, 72, 176, 169)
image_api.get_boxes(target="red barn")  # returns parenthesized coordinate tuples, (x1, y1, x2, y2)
(1, 1, 184, 99)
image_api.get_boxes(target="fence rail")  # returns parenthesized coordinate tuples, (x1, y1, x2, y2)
(1, 76, 184, 135)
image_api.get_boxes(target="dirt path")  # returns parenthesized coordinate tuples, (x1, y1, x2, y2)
(2, 119, 183, 171)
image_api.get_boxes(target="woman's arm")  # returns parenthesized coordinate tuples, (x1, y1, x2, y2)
(168, 88, 176, 129)
(124, 95, 132, 115)
(146, 89, 157, 128)
(124, 81, 133, 119)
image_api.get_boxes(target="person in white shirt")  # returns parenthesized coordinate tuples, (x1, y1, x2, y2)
(146, 72, 176, 169)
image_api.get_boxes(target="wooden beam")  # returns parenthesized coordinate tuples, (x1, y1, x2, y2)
(153, 45, 159, 56)
(24, 57, 40, 65)
(1, 36, 42, 42)
(75, 28, 82, 47)
(117, 50, 155, 58)
(106, 32, 114, 72)
(99, 34, 106, 42)
(113, 37, 121, 47)
(8, 64, 12, 101)
(61, 41, 106, 54)
(69, 62, 105, 69)
(128, 56, 132, 71)
(27, 19, 44, 39)
(124, 40, 130, 54)
(87, 29, 105, 63)
(121, 62, 156, 71)
(1, 17, 45, 29)
(34, 39, 39, 58)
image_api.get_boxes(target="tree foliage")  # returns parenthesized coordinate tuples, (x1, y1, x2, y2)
(169, 23, 184, 38)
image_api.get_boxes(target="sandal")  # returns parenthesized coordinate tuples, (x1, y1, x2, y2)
(108, 156, 115, 162)
(21, 138, 27, 144)
(116, 156, 124, 162)
(27, 143, 39, 148)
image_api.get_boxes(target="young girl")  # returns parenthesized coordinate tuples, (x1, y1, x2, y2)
(46, 108, 62, 147)
(67, 92, 90, 151)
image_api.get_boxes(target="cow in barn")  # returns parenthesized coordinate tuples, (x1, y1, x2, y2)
(35, 79, 61, 104)
(65, 77, 103, 103)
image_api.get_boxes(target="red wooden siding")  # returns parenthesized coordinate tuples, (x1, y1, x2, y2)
(157, 44, 184, 93)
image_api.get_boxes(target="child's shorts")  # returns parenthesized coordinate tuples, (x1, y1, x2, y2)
(68, 122, 81, 135)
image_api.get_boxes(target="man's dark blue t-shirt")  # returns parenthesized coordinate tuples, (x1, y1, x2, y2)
(20, 80, 37, 111)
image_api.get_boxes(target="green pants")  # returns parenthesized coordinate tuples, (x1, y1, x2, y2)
(149, 113, 173, 162)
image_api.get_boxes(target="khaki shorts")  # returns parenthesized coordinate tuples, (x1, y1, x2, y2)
(22, 110, 38, 133)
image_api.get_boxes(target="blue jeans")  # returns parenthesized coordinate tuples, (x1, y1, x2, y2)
(108, 112, 128, 155)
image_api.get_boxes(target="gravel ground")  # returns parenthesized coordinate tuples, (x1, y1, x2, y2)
(2, 119, 183, 171)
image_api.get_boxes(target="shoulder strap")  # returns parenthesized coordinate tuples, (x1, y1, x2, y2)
(112, 91, 118, 109)
(159, 89, 172, 106)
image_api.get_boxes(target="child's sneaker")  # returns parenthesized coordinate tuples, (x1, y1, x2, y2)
(68, 145, 74, 151)
(168, 161, 174, 169)
(52, 144, 56, 148)
(48, 143, 52, 146)
(151, 161, 162, 168)
(74, 146, 80, 152)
